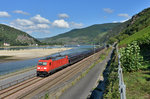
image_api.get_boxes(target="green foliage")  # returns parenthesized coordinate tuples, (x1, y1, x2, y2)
(44, 93, 49, 99)
(119, 41, 143, 72)
(107, 37, 118, 44)
(116, 34, 129, 42)
(124, 70, 150, 99)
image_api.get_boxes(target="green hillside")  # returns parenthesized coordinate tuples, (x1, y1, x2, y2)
(119, 26, 150, 46)
(0, 24, 40, 46)
(42, 23, 120, 44)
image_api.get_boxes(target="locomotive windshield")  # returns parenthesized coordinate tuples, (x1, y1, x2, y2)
(38, 62, 47, 66)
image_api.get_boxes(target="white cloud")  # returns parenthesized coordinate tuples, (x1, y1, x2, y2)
(10, 15, 51, 34)
(24, 24, 50, 30)
(8, 14, 83, 35)
(118, 13, 130, 18)
(120, 19, 129, 23)
(31, 14, 50, 24)
(112, 21, 118, 23)
(26, 31, 33, 34)
(11, 19, 34, 26)
(113, 19, 129, 23)
(13, 10, 29, 15)
(26, 30, 50, 34)
(52, 19, 69, 28)
(103, 8, 114, 13)
(32, 30, 50, 33)
(58, 13, 69, 18)
(37, 24, 50, 29)
(0, 11, 10, 17)
(70, 22, 83, 28)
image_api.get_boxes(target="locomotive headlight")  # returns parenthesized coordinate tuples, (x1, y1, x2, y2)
(37, 67, 40, 69)
(44, 67, 47, 69)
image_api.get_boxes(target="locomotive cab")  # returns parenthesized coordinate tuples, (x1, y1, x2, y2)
(37, 59, 52, 76)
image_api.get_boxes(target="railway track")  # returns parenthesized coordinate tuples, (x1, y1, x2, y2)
(0, 50, 104, 99)
(23, 51, 102, 99)
(0, 77, 43, 98)
(22, 60, 91, 98)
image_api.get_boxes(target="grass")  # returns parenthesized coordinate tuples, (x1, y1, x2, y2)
(123, 59, 150, 99)
(124, 70, 150, 99)
(97, 47, 112, 63)
(119, 26, 150, 46)
(103, 49, 120, 99)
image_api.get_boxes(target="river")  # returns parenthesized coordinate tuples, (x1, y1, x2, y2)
(0, 45, 94, 75)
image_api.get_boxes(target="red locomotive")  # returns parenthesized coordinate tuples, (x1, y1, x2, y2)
(37, 47, 104, 77)
(37, 55, 69, 76)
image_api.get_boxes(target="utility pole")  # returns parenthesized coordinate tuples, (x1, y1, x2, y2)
(93, 42, 95, 61)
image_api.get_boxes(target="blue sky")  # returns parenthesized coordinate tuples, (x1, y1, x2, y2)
(0, 0, 150, 38)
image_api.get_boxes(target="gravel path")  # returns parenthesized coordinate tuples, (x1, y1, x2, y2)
(59, 49, 113, 99)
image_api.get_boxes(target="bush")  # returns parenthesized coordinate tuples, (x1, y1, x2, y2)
(107, 37, 118, 44)
(119, 41, 143, 72)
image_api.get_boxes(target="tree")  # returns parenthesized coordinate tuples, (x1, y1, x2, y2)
(119, 41, 143, 72)
(107, 37, 118, 44)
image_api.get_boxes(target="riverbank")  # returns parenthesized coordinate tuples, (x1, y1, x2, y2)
(0, 48, 71, 63)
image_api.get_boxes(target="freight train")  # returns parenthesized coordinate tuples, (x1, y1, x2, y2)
(37, 47, 104, 77)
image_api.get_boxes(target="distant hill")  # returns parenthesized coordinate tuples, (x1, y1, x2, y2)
(41, 23, 120, 44)
(100, 20, 130, 43)
(0, 24, 40, 46)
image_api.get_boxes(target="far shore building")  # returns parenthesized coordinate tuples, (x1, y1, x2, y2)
(3, 43, 10, 46)
(29, 43, 38, 46)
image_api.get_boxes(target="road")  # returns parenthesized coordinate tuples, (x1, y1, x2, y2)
(59, 49, 113, 99)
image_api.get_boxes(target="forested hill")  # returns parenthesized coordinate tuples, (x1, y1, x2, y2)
(0, 24, 40, 46)
(41, 23, 120, 45)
